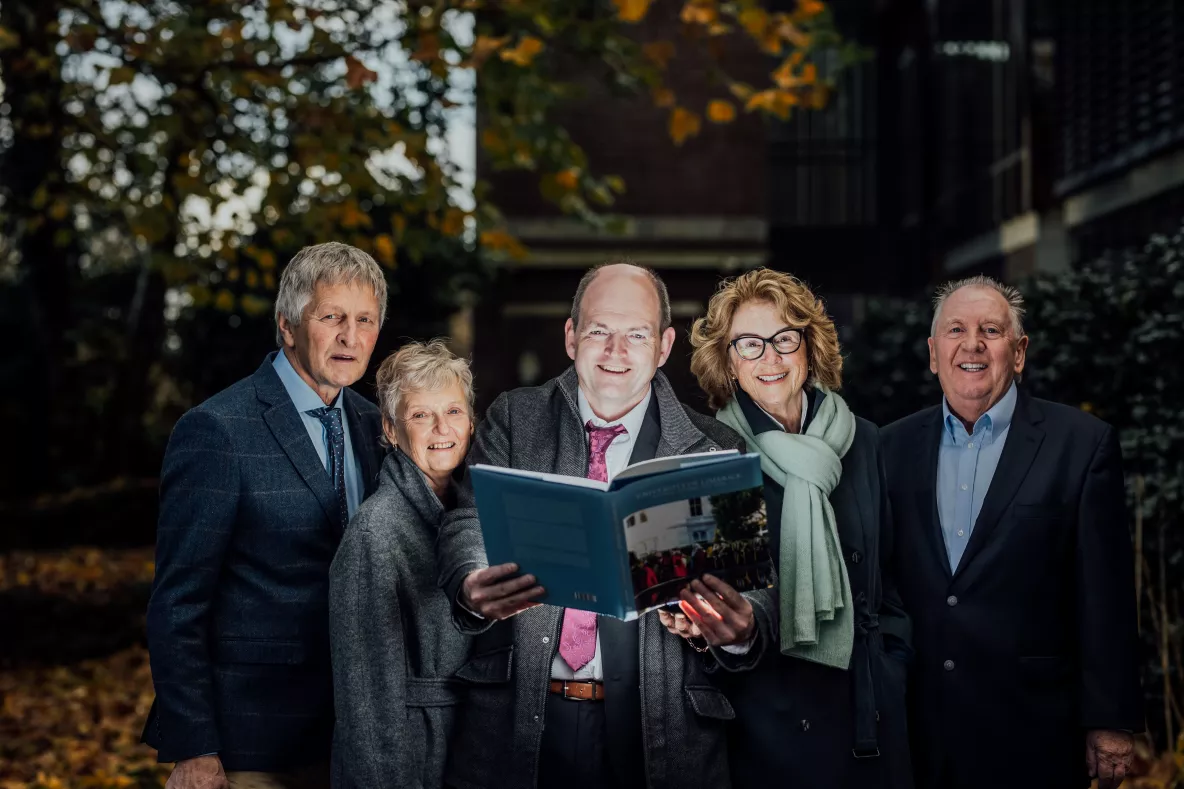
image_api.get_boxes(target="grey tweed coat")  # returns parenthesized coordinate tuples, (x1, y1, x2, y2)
(329, 449, 474, 789)
(437, 367, 744, 789)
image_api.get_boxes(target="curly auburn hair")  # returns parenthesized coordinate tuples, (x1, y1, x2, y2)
(689, 268, 843, 410)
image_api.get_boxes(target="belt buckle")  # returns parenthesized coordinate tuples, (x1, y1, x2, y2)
(563, 680, 578, 701)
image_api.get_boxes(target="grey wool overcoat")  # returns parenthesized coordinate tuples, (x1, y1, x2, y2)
(329, 448, 474, 789)
(436, 367, 745, 789)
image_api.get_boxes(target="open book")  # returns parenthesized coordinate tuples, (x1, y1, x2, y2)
(470, 451, 773, 619)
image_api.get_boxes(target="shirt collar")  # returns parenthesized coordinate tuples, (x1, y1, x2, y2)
(942, 380, 1017, 443)
(273, 349, 341, 413)
(577, 385, 652, 440)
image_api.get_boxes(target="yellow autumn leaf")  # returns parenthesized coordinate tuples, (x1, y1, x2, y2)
(374, 234, 396, 265)
(652, 86, 676, 108)
(738, 8, 768, 38)
(245, 270, 259, 288)
(680, 1, 718, 26)
(213, 289, 235, 312)
(241, 294, 272, 317)
(706, 99, 736, 123)
(255, 249, 276, 270)
(807, 84, 829, 110)
(772, 57, 808, 90)
(554, 168, 580, 191)
(467, 34, 509, 68)
(775, 15, 812, 48)
(48, 200, 70, 221)
(441, 208, 467, 236)
(668, 107, 701, 145)
(479, 228, 528, 259)
(642, 40, 676, 69)
(340, 200, 372, 230)
(613, 0, 653, 22)
(745, 89, 798, 120)
(0, 25, 19, 51)
(728, 82, 754, 100)
(500, 36, 544, 67)
(797, 0, 826, 18)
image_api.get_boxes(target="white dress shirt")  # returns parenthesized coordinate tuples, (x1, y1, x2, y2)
(550, 386, 653, 681)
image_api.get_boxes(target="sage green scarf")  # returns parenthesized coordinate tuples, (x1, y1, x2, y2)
(717, 387, 856, 669)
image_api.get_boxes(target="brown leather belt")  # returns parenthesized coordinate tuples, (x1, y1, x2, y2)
(549, 679, 606, 701)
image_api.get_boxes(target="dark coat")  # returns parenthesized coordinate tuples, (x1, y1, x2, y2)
(142, 353, 385, 770)
(435, 367, 744, 789)
(882, 391, 1143, 789)
(710, 387, 914, 789)
(329, 450, 473, 789)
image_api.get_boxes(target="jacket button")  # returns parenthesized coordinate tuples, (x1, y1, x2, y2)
(856, 591, 867, 604)
(946, 595, 958, 607)
(943, 659, 956, 671)
(800, 719, 810, 732)
(542, 636, 550, 644)
(850, 551, 862, 564)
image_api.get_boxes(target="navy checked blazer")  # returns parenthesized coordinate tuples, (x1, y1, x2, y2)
(141, 353, 385, 771)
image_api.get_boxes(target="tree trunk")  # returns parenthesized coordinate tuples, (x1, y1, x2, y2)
(0, 2, 78, 497)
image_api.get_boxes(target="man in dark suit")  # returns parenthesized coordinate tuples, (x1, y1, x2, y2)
(436, 262, 744, 789)
(882, 276, 1143, 789)
(142, 242, 388, 789)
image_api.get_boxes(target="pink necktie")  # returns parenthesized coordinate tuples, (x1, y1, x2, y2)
(558, 422, 628, 671)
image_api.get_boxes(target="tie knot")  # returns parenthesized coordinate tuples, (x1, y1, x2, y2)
(586, 421, 627, 452)
(308, 406, 343, 433)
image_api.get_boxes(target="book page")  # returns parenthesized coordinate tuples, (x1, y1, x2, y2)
(622, 482, 773, 615)
(469, 464, 609, 491)
(612, 449, 739, 485)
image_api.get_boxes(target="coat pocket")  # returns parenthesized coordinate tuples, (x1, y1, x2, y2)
(684, 684, 736, 720)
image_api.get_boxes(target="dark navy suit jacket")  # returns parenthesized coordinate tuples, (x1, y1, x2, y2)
(142, 353, 385, 770)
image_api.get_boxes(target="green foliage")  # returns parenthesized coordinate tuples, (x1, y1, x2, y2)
(0, 0, 849, 497)
(709, 487, 766, 540)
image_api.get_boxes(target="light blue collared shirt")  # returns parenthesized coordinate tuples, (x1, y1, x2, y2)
(273, 350, 364, 519)
(936, 382, 1018, 570)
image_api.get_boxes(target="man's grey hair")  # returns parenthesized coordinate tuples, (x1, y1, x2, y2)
(274, 242, 389, 345)
(930, 275, 1026, 338)
(570, 259, 672, 332)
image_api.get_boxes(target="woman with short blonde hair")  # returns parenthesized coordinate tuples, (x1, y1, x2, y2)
(329, 339, 478, 789)
(669, 269, 913, 789)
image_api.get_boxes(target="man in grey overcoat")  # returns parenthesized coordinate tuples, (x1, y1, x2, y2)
(436, 262, 743, 789)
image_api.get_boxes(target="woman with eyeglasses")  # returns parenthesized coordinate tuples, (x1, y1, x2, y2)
(659, 268, 914, 789)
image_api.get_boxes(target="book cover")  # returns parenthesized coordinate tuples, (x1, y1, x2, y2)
(470, 451, 773, 619)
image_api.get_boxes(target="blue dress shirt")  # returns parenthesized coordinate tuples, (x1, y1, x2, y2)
(936, 382, 1018, 570)
(273, 350, 364, 519)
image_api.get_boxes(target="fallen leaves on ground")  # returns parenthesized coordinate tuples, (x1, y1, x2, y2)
(1, 547, 165, 788)
(0, 548, 154, 598)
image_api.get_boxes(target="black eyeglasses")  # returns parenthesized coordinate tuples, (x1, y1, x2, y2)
(728, 328, 804, 361)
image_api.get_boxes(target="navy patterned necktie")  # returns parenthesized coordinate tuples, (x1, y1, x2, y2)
(308, 406, 349, 527)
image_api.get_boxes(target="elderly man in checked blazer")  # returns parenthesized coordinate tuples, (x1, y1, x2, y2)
(436, 261, 746, 789)
(142, 243, 388, 789)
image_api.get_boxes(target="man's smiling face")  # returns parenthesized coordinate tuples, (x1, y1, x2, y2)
(564, 264, 675, 422)
(928, 285, 1027, 425)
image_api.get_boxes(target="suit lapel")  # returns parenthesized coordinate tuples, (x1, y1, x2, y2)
(916, 408, 953, 581)
(953, 392, 1045, 580)
(343, 389, 383, 497)
(627, 396, 661, 465)
(254, 357, 343, 530)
